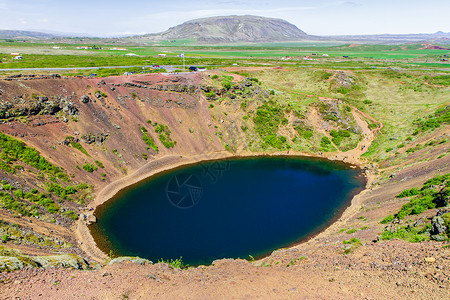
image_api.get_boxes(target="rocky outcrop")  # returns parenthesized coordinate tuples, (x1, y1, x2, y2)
(0, 247, 96, 272)
(108, 257, 152, 266)
(122, 82, 199, 95)
(201, 78, 269, 101)
(430, 213, 449, 241)
(0, 95, 78, 120)
(80, 95, 91, 103)
(1, 74, 61, 81)
(80, 132, 108, 145)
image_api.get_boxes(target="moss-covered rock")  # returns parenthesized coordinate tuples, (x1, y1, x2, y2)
(0, 246, 95, 272)
(108, 257, 152, 266)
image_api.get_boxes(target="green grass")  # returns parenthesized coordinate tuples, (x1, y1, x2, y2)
(70, 141, 90, 156)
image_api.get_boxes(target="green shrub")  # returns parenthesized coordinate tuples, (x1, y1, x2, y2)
(222, 81, 232, 90)
(154, 123, 176, 149)
(321, 136, 331, 147)
(380, 224, 430, 243)
(82, 163, 97, 173)
(63, 210, 79, 220)
(158, 257, 188, 269)
(380, 215, 395, 224)
(0, 193, 31, 216)
(141, 130, 158, 152)
(330, 129, 351, 146)
(397, 187, 420, 198)
(337, 87, 349, 94)
(342, 238, 361, 245)
(205, 91, 215, 98)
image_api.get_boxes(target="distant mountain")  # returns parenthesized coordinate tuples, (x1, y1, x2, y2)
(324, 31, 450, 44)
(135, 15, 308, 43)
(0, 30, 60, 40)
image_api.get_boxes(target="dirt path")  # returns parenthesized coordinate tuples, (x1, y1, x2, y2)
(344, 108, 375, 158)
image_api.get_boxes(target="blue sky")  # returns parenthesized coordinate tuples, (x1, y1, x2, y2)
(0, 0, 449, 37)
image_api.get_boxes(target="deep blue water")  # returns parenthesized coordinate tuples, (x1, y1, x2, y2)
(91, 156, 365, 266)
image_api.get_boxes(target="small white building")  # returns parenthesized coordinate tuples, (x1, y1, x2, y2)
(157, 54, 167, 57)
(125, 53, 138, 57)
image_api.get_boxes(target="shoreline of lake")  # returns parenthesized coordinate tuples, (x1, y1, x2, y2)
(75, 150, 371, 263)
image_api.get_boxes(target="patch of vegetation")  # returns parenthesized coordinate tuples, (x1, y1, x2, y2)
(94, 160, 104, 168)
(0, 132, 61, 175)
(428, 75, 450, 86)
(63, 210, 79, 220)
(413, 105, 450, 134)
(45, 183, 76, 200)
(390, 174, 449, 220)
(286, 256, 306, 267)
(380, 174, 450, 242)
(368, 123, 379, 130)
(140, 126, 158, 152)
(158, 257, 188, 269)
(154, 123, 176, 148)
(311, 70, 332, 81)
(380, 224, 431, 243)
(0, 192, 32, 216)
(253, 101, 288, 149)
(342, 238, 362, 254)
(320, 136, 335, 152)
(380, 215, 395, 224)
(317, 102, 338, 122)
(82, 163, 97, 173)
(0, 160, 15, 174)
(329, 129, 351, 146)
(94, 90, 107, 98)
(294, 123, 314, 139)
(65, 137, 90, 156)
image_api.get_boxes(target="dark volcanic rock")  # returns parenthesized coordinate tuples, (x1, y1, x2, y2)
(80, 95, 91, 103)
